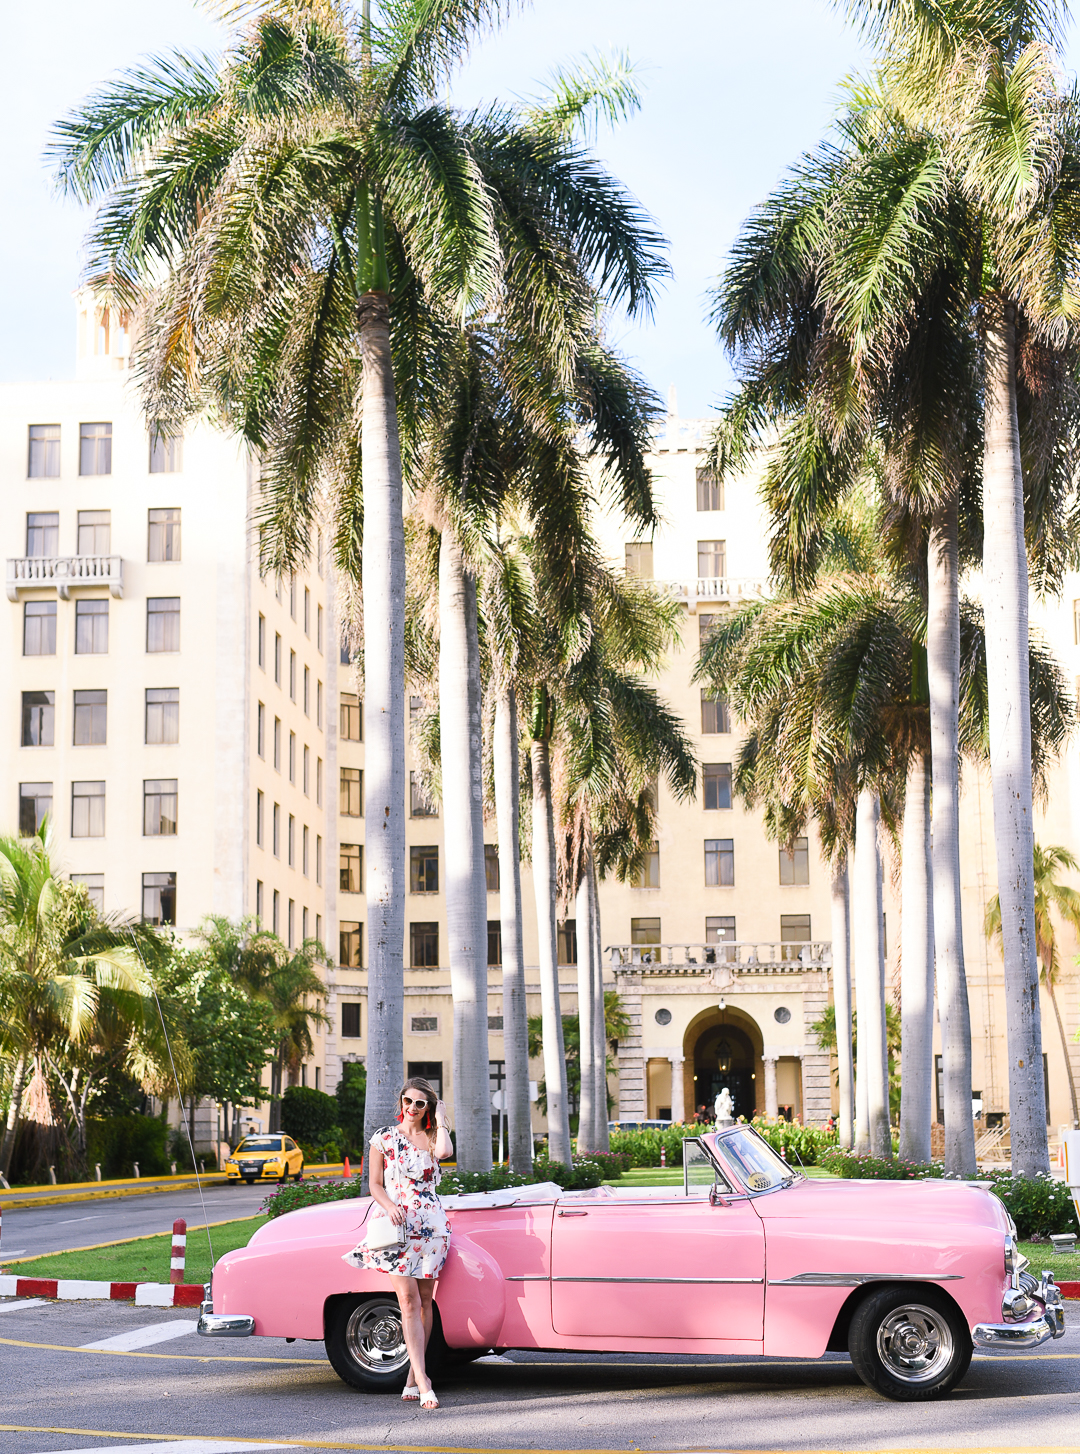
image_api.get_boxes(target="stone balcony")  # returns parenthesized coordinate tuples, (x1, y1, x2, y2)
(660, 577, 769, 613)
(606, 940, 832, 974)
(6, 555, 124, 601)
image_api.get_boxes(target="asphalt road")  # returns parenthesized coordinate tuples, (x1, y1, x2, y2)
(1, 1183, 272, 1261)
(0, 1295, 1077, 1454)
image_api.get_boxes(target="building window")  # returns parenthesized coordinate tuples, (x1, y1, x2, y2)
(557, 919, 577, 966)
(272, 889, 280, 935)
(696, 466, 723, 511)
(289, 731, 296, 784)
(256, 702, 265, 757)
(700, 690, 730, 734)
(699, 613, 720, 644)
(144, 686, 179, 740)
(75, 599, 109, 655)
(302, 906, 308, 939)
(1075, 599, 1080, 645)
(143, 779, 178, 836)
(288, 898, 295, 948)
(488, 1015, 504, 1032)
(487, 920, 502, 967)
(407, 1060, 442, 1096)
(410, 846, 439, 894)
(303, 745, 310, 795)
(631, 917, 661, 953)
(72, 873, 104, 911)
(273, 717, 282, 771)
(340, 843, 362, 894)
(340, 638, 351, 666)
(79, 422, 112, 476)
(705, 838, 735, 886)
(303, 824, 309, 876)
(632, 840, 660, 888)
(625, 541, 654, 578)
(316, 758, 323, 806)
(147, 507, 181, 561)
(146, 597, 180, 653)
(706, 915, 736, 949)
(304, 586, 310, 635)
(27, 511, 58, 556)
(28, 424, 60, 478)
(317, 604, 323, 651)
(703, 762, 732, 810)
(303, 666, 310, 715)
(256, 879, 263, 922)
(316, 912, 322, 945)
(273, 802, 280, 857)
(779, 836, 810, 886)
(780, 913, 811, 958)
(340, 921, 362, 969)
(258, 614, 266, 669)
(73, 689, 107, 746)
(256, 791, 264, 847)
(77, 510, 111, 555)
(274, 633, 281, 685)
(485, 844, 500, 891)
(697, 539, 726, 579)
(21, 691, 54, 747)
(317, 680, 323, 728)
(289, 650, 296, 701)
(23, 601, 56, 656)
(289, 577, 296, 620)
(342, 1002, 361, 1037)
(19, 781, 52, 835)
(410, 695, 424, 722)
(72, 780, 106, 838)
(288, 814, 296, 866)
(410, 922, 439, 968)
(149, 431, 182, 473)
(316, 834, 322, 885)
(410, 1015, 439, 1034)
(341, 693, 362, 741)
(142, 871, 176, 926)
(340, 767, 363, 817)
(410, 771, 437, 817)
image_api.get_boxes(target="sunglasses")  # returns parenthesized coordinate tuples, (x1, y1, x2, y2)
(402, 1096, 432, 1109)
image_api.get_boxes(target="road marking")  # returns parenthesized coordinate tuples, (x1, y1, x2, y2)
(0, 1298, 47, 1312)
(0, 1333, 323, 1363)
(0, 1249, 27, 1256)
(56, 1215, 103, 1224)
(82, 1319, 199, 1351)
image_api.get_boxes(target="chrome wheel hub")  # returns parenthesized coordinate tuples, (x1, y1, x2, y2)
(877, 1304, 953, 1383)
(344, 1300, 409, 1371)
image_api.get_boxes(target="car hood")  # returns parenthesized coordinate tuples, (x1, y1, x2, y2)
(753, 1176, 1009, 1230)
(249, 1197, 372, 1244)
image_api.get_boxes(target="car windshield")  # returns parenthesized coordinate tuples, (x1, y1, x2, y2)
(236, 1138, 282, 1152)
(714, 1127, 795, 1192)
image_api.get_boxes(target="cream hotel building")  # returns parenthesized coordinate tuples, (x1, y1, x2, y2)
(3, 296, 1079, 1143)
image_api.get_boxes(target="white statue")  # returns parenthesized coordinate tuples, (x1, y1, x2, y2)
(714, 1088, 734, 1127)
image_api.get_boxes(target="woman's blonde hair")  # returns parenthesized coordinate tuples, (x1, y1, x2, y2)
(399, 1077, 439, 1143)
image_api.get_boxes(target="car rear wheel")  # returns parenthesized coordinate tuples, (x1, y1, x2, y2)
(848, 1286, 971, 1401)
(326, 1295, 411, 1393)
(294, 1166, 303, 1182)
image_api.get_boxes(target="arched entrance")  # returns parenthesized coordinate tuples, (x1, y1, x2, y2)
(683, 1005, 763, 1122)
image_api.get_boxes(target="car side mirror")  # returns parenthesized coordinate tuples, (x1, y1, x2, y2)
(709, 1182, 729, 1207)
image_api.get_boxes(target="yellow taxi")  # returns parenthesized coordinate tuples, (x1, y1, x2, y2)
(224, 1135, 304, 1184)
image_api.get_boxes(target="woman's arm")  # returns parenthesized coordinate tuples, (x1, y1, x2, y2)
(368, 1144, 405, 1224)
(432, 1100, 454, 1161)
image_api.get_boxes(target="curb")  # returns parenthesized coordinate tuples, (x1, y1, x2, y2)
(0, 1274, 204, 1306)
(0, 1164, 345, 1212)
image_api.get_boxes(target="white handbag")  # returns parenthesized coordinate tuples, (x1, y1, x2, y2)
(362, 1211, 405, 1251)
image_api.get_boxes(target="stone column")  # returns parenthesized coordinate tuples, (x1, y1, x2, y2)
(615, 970, 645, 1118)
(763, 1057, 778, 1120)
(669, 1056, 685, 1124)
(800, 969, 833, 1126)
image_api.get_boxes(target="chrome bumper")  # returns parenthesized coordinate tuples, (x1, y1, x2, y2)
(196, 1286, 255, 1338)
(973, 1270, 1066, 1352)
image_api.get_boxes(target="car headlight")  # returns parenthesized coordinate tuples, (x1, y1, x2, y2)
(1004, 1235, 1029, 1281)
(225, 1158, 237, 1166)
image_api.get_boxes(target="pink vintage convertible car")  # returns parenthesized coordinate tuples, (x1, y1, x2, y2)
(198, 1125, 1065, 1401)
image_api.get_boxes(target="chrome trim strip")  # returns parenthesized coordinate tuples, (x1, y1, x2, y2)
(197, 1312, 255, 1337)
(551, 1276, 763, 1285)
(768, 1272, 964, 1287)
(973, 1315, 1061, 1351)
(504, 1275, 549, 1282)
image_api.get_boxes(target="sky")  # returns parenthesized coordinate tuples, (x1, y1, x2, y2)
(3, 2, 1079, 417)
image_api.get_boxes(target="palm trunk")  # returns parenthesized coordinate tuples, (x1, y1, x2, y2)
(854, 788, 891, 1157)
(928, 499, 976, 1175)
(531, 734, 573, 1166)
(899, 751, 935, 1163)
(575, 852, 597, 1153)
(439, 532, 492, 1173)
(358, 291, 406, 1190)
(983, 299, 1049, 1176)
(0, 1053, 28, 1178)
(494, 683, 532, 1173)
(591, 864, 609, 1149)
(831, 854, 855, 1150)
(1046, 978, 1080, 1130)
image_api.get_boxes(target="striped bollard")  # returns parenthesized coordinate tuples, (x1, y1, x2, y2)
(660, 1145, 666, 1168)
(170, 1219, 187, 1285)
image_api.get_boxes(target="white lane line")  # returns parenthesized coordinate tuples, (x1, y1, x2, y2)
(81, 1318, 199, 1351)
(0, 1298, 47, 1312)
(0, 1249, 27, 1257)
(48, 1443, 294, 1454)
(56, 1215, 102, 1224)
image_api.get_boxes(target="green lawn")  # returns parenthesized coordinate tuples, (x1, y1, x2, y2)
(6, 1216, 267, 1285)
(1018, 1241, 1080, 1285)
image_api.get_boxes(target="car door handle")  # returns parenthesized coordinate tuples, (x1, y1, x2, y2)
(558, 1210, 589, 1217)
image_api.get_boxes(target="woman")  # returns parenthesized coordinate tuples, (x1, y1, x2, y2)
(362, 1077, 453, 1409)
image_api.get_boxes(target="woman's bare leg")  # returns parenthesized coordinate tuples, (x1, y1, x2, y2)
(389, 1275, 429, 1392)
(417, 1279, 436, 1354)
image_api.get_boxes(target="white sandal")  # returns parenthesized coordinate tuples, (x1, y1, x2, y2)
(419, 1386, 440, 1410)
(401, 1384, 420, 1402)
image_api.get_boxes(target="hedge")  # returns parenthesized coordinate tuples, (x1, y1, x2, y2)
(607, 1121, 834, 1169)
(86, 1115, 169, 1179)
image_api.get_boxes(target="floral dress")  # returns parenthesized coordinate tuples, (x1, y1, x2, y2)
(357, 1125, 450, 1279)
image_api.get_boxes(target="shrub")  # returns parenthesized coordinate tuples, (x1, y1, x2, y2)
(335, 1062, 366, 1152)
(751, 1118, 834, 1167)
(296, 1129, 345, 1164)
(86, 1115, 170, 1178)
(262, 1177, 366, 1218)
(575, 1149, 630, 1179)
(281, 1086, 340, 1143)
(819, 1148, 943, 1180)
(984, 1171, 1079, 1241)
(607, 1126, 692, 1167)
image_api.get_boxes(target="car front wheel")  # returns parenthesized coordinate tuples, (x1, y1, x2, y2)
(326, 1295, 411, 1392)
(848, 1286, 972, 1401)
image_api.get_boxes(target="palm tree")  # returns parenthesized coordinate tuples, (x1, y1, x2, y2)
(50, 0, 667, 1172)
(986, 843, 1080, 1130)
(0, 828, 168, 1178)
